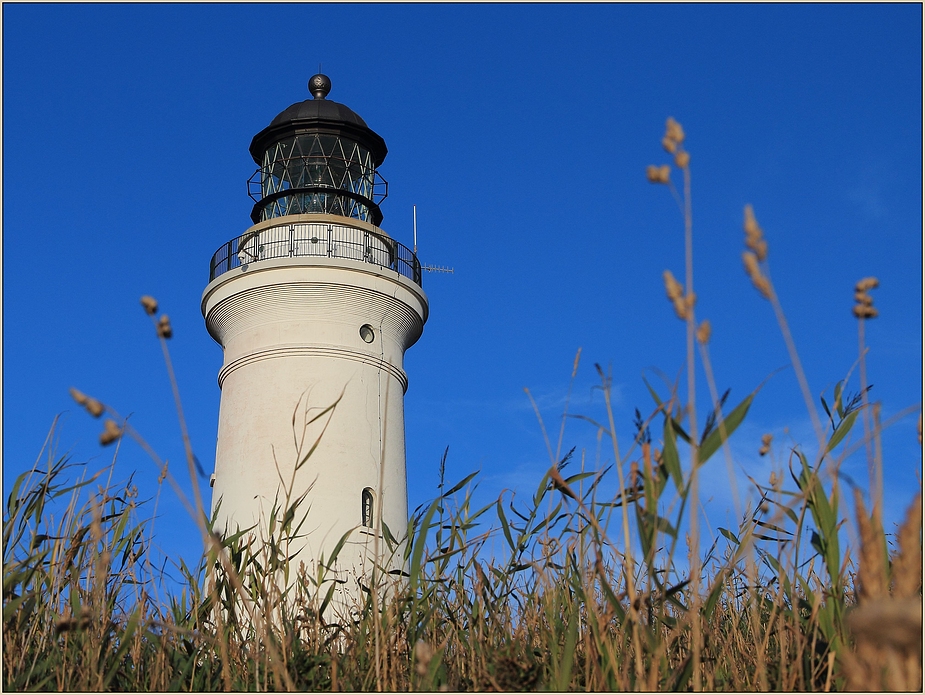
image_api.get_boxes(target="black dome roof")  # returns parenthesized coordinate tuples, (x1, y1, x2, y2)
(267, 98, 370, 129)
(248, 75, 387, 166)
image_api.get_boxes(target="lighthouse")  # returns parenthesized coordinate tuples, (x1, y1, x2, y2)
(201, 74, 427, 601)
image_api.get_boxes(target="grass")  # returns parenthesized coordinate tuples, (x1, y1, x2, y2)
(4, 119, 921, 691)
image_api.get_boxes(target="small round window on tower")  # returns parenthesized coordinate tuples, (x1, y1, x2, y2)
(359, 324, 375, 343)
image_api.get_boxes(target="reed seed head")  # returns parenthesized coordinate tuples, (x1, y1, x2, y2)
(853, 277, 879, 319)
(844, 595, 922, 692)
(759, 433, 772, 456)
(661, 136, 677, 154)
(852, 305, 878, 319)
(743, 205, 768, 261)
(854, 488, 888, 603)
(99, 419, 123, 446)
(85, 398, 104, 417)
(663, 270, 692, 319)
(742, 252, 772, 299)
(140, 295, 159, 315)
(663, 270, 683, 300)
(70, 387, 104, 417)
(743, 204, 760, 236)
(696, 319, 711, 344)
(646, 164, 671, 184)
(742, 251, 759, 276)
(665, 117, 685, 145)
(69, 387, 87, 405)
(157, 314, 173, 339)
(674, 150, 690, 169)
(892, 493, 922, 599)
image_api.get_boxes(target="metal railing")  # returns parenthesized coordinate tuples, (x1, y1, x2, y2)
(208, 221, 422, 286)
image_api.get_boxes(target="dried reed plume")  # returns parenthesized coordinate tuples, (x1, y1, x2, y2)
(695, 319, 711, 344)
(665, 116, 685, 145)
(844, 493, 922, 690)
(140, 295, 159, 315)
(649, 117, 690, 183)
(69, 387, 105, 417)
(741, 206, 772, 299)
(99, 418, 123, 446)
(156, 314, 173, 339)
(743, 204, 768, 261)
(662, 269, 694, 320)
(853, 276, 879, 319)
(646, 164, 671, 184)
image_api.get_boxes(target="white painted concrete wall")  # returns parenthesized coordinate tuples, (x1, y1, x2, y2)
(202, 214, 427, 610)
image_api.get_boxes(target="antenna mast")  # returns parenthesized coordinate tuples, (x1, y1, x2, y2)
(413, 205, 454, 275)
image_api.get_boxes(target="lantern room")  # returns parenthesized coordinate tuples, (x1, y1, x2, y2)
(246, 74, 389, 226)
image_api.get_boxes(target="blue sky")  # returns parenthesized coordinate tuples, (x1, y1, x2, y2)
(3, 4, 922, 578)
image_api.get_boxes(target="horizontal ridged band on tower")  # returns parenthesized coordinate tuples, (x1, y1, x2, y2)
(217, 344, 409, 391)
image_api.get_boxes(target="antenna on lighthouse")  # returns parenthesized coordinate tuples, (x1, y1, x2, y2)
(412, 205, 454, 274)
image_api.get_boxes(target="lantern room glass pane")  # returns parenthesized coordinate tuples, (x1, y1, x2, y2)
(258, 133, 376, 223)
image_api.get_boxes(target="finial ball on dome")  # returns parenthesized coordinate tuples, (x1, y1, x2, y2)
(309, 74, 332, 100)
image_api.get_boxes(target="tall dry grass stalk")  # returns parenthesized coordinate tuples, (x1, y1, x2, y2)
(3, 120, 921, 691)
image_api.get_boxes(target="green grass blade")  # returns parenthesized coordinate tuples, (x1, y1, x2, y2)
(698, 392, 755, 464)
(824, 409, 859, 453)
(662, 415, 684, 494)
(642, 374, 665, 407)
(556, 607, 579, 690)
(496, 497, 516, 553)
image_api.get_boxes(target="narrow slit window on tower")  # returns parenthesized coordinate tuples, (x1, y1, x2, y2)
(361, 488, 375, 527)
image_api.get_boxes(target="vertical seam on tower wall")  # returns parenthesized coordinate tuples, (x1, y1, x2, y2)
(377, 318, 384, 520)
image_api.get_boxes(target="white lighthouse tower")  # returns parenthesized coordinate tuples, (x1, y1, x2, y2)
(201, 74, 427, 601)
